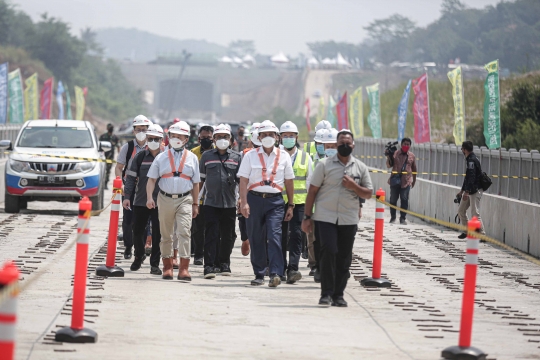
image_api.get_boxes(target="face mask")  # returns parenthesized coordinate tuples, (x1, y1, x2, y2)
(238, 131, 244, 137)
(261, 136, 275, 148)
(337, 143, 353, 157)
(216, 139, 230, 150)
(316, 144, 325, 156)
(169, 138, 184, 150)
(200, 137, 213, 149)
(282, 138, 296, 149)
(147, 141, 160, 151)
(325, 148, 337, 157)
(135, 132, 147, 142)
(401, 145, 410, 153)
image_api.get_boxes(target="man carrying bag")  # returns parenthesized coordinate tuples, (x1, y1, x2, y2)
(386, 138, 416, 225)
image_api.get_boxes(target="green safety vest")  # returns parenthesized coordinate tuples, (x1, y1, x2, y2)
(303, 142, 316, 157)
(283, 149, 309, 204)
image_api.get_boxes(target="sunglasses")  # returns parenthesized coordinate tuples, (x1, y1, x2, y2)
(147, 138, 161, 143)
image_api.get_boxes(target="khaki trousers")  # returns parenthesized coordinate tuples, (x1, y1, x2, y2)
(157, 192, 193, 259)
(458, 190, 486, 234)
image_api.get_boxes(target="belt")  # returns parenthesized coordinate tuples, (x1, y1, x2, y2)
(249, 190, 282, 198)
(159, 190, 191, 199)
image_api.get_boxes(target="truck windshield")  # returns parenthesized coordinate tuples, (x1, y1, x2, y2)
(17, 127, 94, 148)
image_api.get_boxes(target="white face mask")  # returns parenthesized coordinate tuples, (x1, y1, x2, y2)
(135, 132, 147, 142)
(147, 141, 160, 151)
(261, 136, 275, 148)
(216, 139, 229, 150)
(169, 138, 184, 150)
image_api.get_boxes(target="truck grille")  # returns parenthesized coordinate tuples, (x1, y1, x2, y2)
(28, 162, 78, 174)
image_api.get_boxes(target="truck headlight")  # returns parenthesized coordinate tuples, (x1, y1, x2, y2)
(76, 161, 96, 173)
(9, 159, 30, 173)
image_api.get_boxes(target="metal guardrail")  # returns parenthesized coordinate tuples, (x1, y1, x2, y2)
(354, 137, 540, 204)
(0, 125, 22, 160)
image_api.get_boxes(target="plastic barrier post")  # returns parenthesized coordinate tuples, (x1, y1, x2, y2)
(96, 176, 124, 277)
(0, 261, 20, 360)
(55, 197, 98, 343)
(441, 216, 487, 360)
(361, 188, 391, 288)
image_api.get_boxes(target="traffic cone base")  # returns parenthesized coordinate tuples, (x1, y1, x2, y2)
(361, 277, 391, 288)
(441, 345, 487, 360)
(55, 326, 98, 344)
(95, 265, 124, 277)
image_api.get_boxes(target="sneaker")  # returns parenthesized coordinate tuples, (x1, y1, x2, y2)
(308, 268, 315, 276)
(286, 270, 302, 284)
(220, 263, 231, 276)
(251, 277, 264, 286)
(313, 268, 321, 283)
(318, 295, 333, 307)
(130, 257, 142, 271)
(332, 296, 348, 307)
(389, 218, 396, 224)
(214, 266, 221, 274)
(400, 219, 407, 225)
(268, 274, 281, 288)
(204, 266, 216, 279)
(124, 246, 132, 260)
(458, 233, 467, 239)
(150, 266, 162, 275)
(193, 257, 203, 266)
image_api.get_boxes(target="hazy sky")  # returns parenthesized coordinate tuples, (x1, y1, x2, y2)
(12, 0, 502, 54)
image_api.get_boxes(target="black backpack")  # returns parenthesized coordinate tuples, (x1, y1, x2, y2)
(480, 172, 492, 191)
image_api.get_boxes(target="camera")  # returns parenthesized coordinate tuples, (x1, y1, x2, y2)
(384, 141, 398, 157)
(454, 195, 462, 204)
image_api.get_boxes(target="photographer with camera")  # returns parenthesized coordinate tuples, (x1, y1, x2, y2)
(386, 138, 416, 225)
(456, 141, 486, 239)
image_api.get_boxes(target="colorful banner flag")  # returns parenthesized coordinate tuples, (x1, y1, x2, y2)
(448, 67, 466, 146)
(0, 63, 7, 124)
(397, 80, 411, 142)
(327, 96, 337, 127)
(75, 85, 85, 120)
(412, 74, 431, 143)
(316, 97, 325, 124)
(40, 77, 54, 119)
(349, 86, 363, 138)
(24, 73, 39, 121)
(336, 92, 349, 130)
(56, 81, 65, 120)
(8, 69, 24, 124)
(366, 83, 381, 139)
(65, 84, 72, 120)
(304, 98, 311, 132)
(483, 60, 501, 149)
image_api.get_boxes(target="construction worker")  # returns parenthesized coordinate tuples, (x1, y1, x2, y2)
(123, 124, 164, 275)
(303, 120, 332, 157)
(146, 121, 200, 281)
(279, 121, 313, 284)
(99, 123, 120, 189)
(238, 120, 295, 287)
(116, 115, 153, 260)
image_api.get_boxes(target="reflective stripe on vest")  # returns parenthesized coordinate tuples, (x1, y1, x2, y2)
(283, 149, 308, 204)
(247, 148, 282, 192)
(303, 141, 316, 156)
(161, 149, 192, 180)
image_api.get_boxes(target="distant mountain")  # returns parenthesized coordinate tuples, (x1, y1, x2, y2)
(95, 28, 227, 62)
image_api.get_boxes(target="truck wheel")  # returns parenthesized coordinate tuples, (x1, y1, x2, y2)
(4, 192, 21, 213)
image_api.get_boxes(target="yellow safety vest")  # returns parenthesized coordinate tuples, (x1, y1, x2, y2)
(283, 149, 309, 204)
(303, 142, 316, 157)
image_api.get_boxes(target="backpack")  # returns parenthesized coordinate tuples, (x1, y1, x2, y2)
(121, 140, 135, 180)
(480, 171, 492, 191)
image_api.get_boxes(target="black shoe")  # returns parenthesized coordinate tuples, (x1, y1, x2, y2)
(141, 254, 146, 263)
(332, 296, 348, 307)
(313, 268, 321, 283)
(150, 266, 162, 275)
(220, 263, 231, 276)
(280, 275, 286, 282)
(130, 257, 142, 271)
(124, 247, 132, 260)
(251, 277, 264, 286)
(308, 268, 315, 276)
(319, 295, 333, 307)
(193, 257, 203, 266)
(400, 219, 407, 225)
(458, 233, 467, 239)
(145, 247, 152, 256)
(389, 218, 396, 224)
(269, 274, 281, 288)
(301, 250, 308, 259)
(214, 266, 221, 274)
(286, 270, 302, 284)
(204, 266, 216, 279)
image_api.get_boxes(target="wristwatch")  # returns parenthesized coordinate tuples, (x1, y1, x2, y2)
(287, 203, 295, 208)
(303, 214, 311, 220)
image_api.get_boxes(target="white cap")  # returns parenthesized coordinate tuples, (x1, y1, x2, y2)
(213, 123, 231, 136)
(257, 120, 279, 134)
(314, 128, 328, 143)
(168, 121, 190, 136)
(133, 114, 152, 127)
(146, 124, 164, 138)
(319, 128, 338, 144)
(315, 120, 332, 132)
(279, 121, 298, 134)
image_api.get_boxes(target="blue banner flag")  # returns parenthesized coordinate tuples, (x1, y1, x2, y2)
(0, 63, 8, 124)
(397, 79, 411, 142)
(57, 81, 65, 120)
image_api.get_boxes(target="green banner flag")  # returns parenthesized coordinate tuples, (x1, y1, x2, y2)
(8, 69, 24, 124)
(65, 83, 72, 120)
(448, 67, 466, 145)
(327, 96, 337, 127)
(483, 60, 501, 149)
(24, 73, 38, 121)
(349, 86, 363, 138)
(366, 83, 381, 139)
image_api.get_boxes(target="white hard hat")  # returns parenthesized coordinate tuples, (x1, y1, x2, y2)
(224, 123, 232, 132)
(133, 114, 152, 127)
(314, 128, 328, 143)
(251, 129, 262, 146)
(315, 120, 332, 132)
(168, 121, 190, 136)
(279, 121, 298, 134)
(257, 120, 279, 134)
(146, 124, 164, 138)
(319, 128, 338, 144)
(213, 123, 231, 136)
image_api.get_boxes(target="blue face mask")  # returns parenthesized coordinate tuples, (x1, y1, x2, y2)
(282, 138, 296, 149)
(325, 148, 337, 157)
(316, 144, 325, 156)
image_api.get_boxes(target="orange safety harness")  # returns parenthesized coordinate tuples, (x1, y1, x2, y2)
(161, 149, 192, 180)
(248, 148, 282, 191)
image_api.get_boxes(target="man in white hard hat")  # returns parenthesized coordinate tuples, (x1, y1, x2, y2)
(303, 120, 332, 157)
(116, 114, 153, 260)
(123, 124, 164, 275)
(146, 121, 200, 281)
(279, 121, 313, 284)
(238, 120, 295, 287)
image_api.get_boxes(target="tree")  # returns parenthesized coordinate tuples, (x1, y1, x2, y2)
(227, 40, 255, 57)
(441, 0, 466, 15)
(364, 14, 416, 64)
(80, 27, 103, 56)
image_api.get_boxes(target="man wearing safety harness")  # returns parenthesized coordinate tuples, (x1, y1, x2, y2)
(116, 114, 152, 260)
(146, 121, 200, 281)
(238, 120, 295, 287)
(279, 121, 313, 284)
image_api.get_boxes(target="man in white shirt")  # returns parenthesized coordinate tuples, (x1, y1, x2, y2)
(238, 120, 295, 288)
(146, 121, 200, 281)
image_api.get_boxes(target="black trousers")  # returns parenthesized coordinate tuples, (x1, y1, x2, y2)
(122, 193, 135, 249)
(281, 204, 305, 272)
(238, 215, 248, 241)
(390, 185, 411, 220)
(313, 221, 321, 269)
(191, 205, 205, 258)
(203, 206, 236, 267)
(315, 221, 357, 298)
(132, 205, 161, 267)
